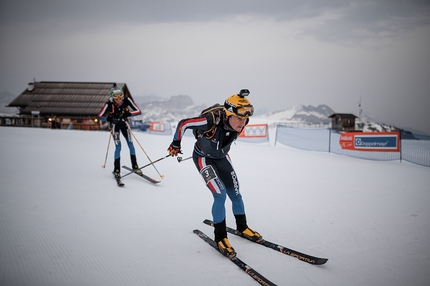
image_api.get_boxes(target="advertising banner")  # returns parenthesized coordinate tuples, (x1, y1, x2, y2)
(149, 122, 172, 135)
(238, 124, 269, 143)
(339, 132, 400, 152)
(150, 122, 165, 132)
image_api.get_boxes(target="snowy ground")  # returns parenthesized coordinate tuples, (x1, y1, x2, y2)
(1, 126, 429, 286)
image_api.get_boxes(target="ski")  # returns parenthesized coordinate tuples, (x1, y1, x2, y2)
(120, 155, 170, 179)
(121, 166, 160, 184)
(193, 229, 277, 286)
(203, 219, 328, 265)
(115, 178, 125, 187)
(113, 172, 125, 187)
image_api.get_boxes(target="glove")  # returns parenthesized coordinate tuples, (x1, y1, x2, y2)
(106, 115, 113, 122)
(168, 141, 182, 156)
(120, 112, 131, 119)
(120, 108, 132, 118)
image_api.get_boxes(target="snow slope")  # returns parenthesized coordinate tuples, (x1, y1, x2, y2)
(1, 127, 429, 286)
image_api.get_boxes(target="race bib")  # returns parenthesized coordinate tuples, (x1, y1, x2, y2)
(200, 165, 218, 184)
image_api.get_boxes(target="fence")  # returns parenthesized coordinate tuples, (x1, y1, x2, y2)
(0, 115, 101, 130)
(275, 125, 430, 167)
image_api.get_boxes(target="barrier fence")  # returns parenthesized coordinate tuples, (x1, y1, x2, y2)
(4, 115, 428, 167)
(275, 125, 430, 167)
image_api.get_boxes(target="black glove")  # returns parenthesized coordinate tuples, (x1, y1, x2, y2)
(120, 108, 132, 119)
(107, 115, 113, 122)
(120, 112, 132, 119)
(168, 141, 182, 156)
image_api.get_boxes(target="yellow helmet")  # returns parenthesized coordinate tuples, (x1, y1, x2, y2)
(224, 89, 254, 118)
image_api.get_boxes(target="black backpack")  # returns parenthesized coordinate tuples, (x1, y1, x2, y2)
(193, 103, 225, 139)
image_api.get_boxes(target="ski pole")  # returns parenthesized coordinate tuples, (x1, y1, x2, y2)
(102, 131, 112, 168)
(127, 124, 165, 179)
(121, 155, 170, 178)
(177, 156, 192, 163)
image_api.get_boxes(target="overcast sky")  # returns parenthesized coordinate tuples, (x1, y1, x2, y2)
(1, 0, 430, 133)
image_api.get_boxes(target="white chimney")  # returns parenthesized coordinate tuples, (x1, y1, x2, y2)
(27, 82, 35, 92)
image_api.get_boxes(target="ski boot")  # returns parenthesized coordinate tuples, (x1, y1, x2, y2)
(214, 219, 237, 258)
(131, 154, 143, 175)
(217, 238, 236, 258)
(133, 166, 142, 175)
(240, 227, 263, 242)
(113, 170, 121, 178)
(114, 158, 121, 177)
(235, 214, 263, 242)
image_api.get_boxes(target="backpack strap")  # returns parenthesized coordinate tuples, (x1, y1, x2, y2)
(201, 108, 222, 139)
(194, 106, 224, 139)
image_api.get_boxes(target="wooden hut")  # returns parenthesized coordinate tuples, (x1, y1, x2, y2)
(328, 113, 357, 131)
(6, 81, 135, 130)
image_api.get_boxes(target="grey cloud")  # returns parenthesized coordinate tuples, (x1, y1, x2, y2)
(301, 1, 430, 43)
(2, 0, 429, 43)
(0, 0, 334, 25)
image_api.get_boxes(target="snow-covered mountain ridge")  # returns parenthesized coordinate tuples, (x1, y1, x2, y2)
(134, 95, 207, 122)
(134, 95, 401, 133)
(0, 92, 416, 134)
(256, 104, 334, 123)
(135, 95, 337, 124)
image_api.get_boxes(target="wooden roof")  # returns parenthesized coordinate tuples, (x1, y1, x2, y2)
(328, 113, 357, 118)
(8, 81, 134, 117)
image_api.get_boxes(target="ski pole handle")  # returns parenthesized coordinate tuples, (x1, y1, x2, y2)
(177, 156, 192, 163)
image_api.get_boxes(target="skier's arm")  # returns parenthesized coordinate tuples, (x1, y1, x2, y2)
(125, 98, 141, 116)
(97, 102, 110, 119)
(173, 114, 213, 141)
(168, 114, 212, 156)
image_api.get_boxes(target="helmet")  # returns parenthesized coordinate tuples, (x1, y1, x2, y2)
(109, 85, 124, 100)
(224, 89, 254, 118)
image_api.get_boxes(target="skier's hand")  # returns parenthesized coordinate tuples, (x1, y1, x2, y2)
(168, 141, 182, 157)
(120, 112, 131, 119)
(120, 108, 131, 118)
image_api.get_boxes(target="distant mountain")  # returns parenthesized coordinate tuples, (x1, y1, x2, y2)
(134, 95, 206, 122)
(256, 104, 334, 124)
(132, 95, 164, 103)
(133, 97, 406, 133)
(2, 89, 423, 135)
(255, 104, 408, 133)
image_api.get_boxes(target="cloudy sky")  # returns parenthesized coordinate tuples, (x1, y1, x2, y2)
(1, 0, 430, 133)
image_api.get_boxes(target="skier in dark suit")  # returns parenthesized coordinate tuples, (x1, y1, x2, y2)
(167, 89, 262, 258)
(98, 84, 142, 178)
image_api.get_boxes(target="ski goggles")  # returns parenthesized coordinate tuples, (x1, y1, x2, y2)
(111, 91, 124, 100)
(235, 105, 254, 118)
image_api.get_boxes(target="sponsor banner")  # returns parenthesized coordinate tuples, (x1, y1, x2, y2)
(339, 132, 400, 152)
(149, 122, 172, 135)
(238, 124, 269, 143)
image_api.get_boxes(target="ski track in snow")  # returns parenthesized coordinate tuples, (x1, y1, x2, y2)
(1, 127, 429, 286)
